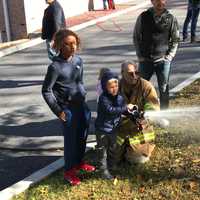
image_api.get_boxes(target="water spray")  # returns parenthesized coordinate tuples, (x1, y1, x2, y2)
(144, 107, 200, 120)
(144, 107, 200, 136)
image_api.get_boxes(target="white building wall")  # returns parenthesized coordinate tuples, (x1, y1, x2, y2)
(23, 0, 129, 34)
(23, 0, 46, 34)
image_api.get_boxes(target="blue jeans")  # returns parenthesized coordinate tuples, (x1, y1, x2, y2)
(46, 39, 57, 61)
(139, 60, 171, 109)
(183, 5, 200, 38)
(61, 102, 91, 171)
(103, 0, 107, 9)
(103, 0, 115, 9)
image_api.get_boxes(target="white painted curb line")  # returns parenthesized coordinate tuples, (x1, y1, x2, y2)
(170, 71, 200, 94)
(0, 144, 96, 200)
(0, 158, 64, 200)
(0, 38, 43, 58)
(0, 1, 150, 58)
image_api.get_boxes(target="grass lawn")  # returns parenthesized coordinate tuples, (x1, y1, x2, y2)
(13, 80, 200, 200)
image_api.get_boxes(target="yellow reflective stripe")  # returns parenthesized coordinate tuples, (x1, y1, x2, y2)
(139, 132, 155, 141)
(143, 132, 155, 141)
(129, 139, 141, 145)
(129, 132, 155, 145)
(117, 132, 155, 145)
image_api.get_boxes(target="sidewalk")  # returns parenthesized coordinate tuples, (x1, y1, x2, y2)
(0, 2, 136, 58)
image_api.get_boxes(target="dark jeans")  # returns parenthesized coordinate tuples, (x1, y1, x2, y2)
(103, 0, 107, 9)
(103, 0, 115, 9)
(46, 39, 57, 61)
(139, 60, 171, 109)
(62, 102, 91, 171)
(96, 133, 117, 170)
(183, 5, 200, 38)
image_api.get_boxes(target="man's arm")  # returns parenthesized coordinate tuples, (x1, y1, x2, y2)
(166, 16, 180, 61)
(53, 6, 65, 32)
(133, 15, 142, 59)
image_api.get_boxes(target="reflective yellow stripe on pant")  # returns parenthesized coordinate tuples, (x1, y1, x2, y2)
(117, 131, 155, 146)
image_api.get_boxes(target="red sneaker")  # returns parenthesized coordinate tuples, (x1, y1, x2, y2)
(64, 168, 81, 186)
(77, 162, 96, 172)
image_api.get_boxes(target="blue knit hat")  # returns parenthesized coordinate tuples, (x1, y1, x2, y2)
(101, 71, 118, 92)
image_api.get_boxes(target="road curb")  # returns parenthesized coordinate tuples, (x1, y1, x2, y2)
(0, 144, 96, 200)
(0, 38, 43, 58)
(0, 1, 150, 58)
(0, 158, 64, 200)
(170, 71, 200, 96)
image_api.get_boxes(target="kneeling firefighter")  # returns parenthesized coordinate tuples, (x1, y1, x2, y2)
(115, 61, 160, 164)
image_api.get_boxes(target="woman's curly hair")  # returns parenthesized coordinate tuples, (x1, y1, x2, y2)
(53, 29, 81, 52)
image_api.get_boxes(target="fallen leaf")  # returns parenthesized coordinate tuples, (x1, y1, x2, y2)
(138, 186, 145, 193)
(113, 177, 118, 186)
(192, 159, 200, 163)
(189, 181, 198, 191)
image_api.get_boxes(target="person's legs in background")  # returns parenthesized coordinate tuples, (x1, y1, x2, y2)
(183, 5, 193, 41)
(155, 60, 171, 109)
(103, 0, 108, 9)
(191, 7, 200, 42)
(138, 61, 154, 81)
(46, 39, 57, 61)
(88, 0, 94, 11)
(108, 0, 115, 9)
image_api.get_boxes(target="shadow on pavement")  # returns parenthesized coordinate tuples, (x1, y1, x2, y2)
(166, 0, 187, 9)
(0, 155, 61, 191)
(0, 80, 43, 89)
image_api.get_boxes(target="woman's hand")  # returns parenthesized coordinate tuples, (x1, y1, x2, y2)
(59, 111, 66, 122)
